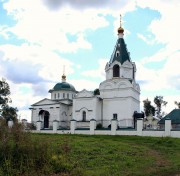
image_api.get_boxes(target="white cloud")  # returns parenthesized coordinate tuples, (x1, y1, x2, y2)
(136, 50, 180, 92)
(81, 59, 108, 80)
(0, 44, 74, 83)
(137, 33, 155, 45)
(70, 79, 99, 91)
(3, 1, 112, 53)
(137, 0, 180, 56)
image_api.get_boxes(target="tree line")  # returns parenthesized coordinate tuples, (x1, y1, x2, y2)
(143, 96, 180, 119)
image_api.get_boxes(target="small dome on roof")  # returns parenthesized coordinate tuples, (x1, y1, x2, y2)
(117, 26, 124, 34)
(49, 82, 76, 93)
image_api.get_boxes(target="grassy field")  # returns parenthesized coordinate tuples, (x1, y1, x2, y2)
(32, 134, 180, 176)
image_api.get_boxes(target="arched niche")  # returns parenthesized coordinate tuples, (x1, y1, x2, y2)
(113, 64, 120, 77)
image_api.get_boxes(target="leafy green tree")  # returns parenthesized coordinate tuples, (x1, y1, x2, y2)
(0, 78, 11, 106)
(154, 96, 167, 119)
(143, 98, 155, 117)
(0, 78, 18, 122)
(174, 101, 180, 109)
(1, 105, 18, 122)
(94, 88, 100, 95)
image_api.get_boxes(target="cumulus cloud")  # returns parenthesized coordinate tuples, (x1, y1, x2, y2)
(70, 79, 99, 91)
(137, 0, 180, 57)
(3, 0, 111, 53)
(0, 44, 74, 83)
(81, 59, 108, 80)
(136, 50, 180, 92)
(137, 33, 155, 45)
(43, 0, 132, 10)
(1, 59, 44, 84)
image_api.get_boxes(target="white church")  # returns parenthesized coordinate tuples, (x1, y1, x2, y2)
(30, 18, 140, 129)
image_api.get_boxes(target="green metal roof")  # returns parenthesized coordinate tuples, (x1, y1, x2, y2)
(158, 109, 180, 124)
(49, 82, 76, 93)
(109, 38, 130, 64)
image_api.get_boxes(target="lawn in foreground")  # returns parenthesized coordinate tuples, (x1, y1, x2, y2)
(33, 134, 180, 176)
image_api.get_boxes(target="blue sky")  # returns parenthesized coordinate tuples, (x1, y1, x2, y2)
(0, 0, 179, 121)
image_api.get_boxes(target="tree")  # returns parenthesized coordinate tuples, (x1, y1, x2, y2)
(1, 105, 18, 122)
(0, 78, 11, 106)
(154, 96, 167, 119)
(94, 88, 100, 95)
(174, 101, 180, 109)
(0, 78, 18, 122)
(143, 98, 155, 117)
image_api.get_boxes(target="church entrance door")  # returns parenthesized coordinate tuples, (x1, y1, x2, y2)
(44, 111, 50, 128)
(38, 110, 50, 128)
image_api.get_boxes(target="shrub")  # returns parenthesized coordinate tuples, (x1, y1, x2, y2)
(27, 122, 36, 130)
(96, 123, 103, 129)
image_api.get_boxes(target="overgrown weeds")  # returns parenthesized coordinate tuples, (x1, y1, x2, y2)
(0, 119, 81, 176)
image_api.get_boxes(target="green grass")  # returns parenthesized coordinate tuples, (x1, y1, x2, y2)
(32, 134, 180, 176)
(0, 120, 179, 176)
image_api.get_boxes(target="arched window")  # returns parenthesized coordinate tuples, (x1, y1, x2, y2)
(113, 64, 120, 77)
(82, 111, 86, 122)
(116, 51, 120, 57)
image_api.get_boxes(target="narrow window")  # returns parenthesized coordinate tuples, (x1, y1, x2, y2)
(113, 64, 120, 77)
(116, 51, 120, 57)
(113, 114, 117, 120)
(67, 93, 69, 99)
(63, 93, 65, 98)
(82, 111, 86, 122)
(58, 93, 60, 99)
(54, 93, 56, 99)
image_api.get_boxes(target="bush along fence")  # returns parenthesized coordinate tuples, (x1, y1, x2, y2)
(7, 119, 180, 138)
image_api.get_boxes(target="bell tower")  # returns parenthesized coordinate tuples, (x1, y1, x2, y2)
(105, 15, 136, 81)
(99, 15, 140, 128)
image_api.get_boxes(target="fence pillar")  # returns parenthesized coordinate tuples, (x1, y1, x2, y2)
(137, 119, 143, 136)
(111, 119, 117, 135)
(8, 120, 13, 128)
(90, 119, 96, 135)
(165, 119, 171, 137)
(70, 119, 77, 134)
(53, 120, 59, 132)
(37, 121, 42, 131)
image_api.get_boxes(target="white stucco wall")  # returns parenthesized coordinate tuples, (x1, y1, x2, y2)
(31, 101, 72, 128)
(73, 96, 102, 121)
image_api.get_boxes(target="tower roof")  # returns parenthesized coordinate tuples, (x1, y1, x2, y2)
(109, 37, 130, 64)
(109, 15, 130, 65)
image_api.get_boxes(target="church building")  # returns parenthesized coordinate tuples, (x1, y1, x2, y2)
(30, 17, 140, 129)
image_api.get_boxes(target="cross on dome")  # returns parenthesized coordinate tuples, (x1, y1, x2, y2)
(61, 65, 66, 82)
(117, 14, 124, 35)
